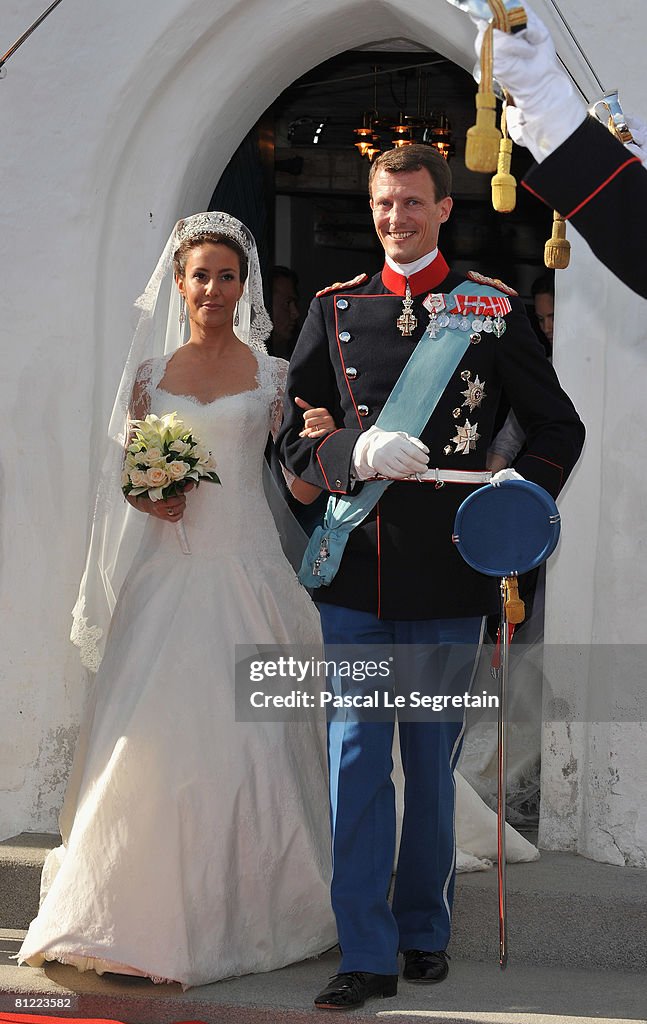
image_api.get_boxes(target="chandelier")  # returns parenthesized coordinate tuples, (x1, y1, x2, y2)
(353, 66, 454, 163)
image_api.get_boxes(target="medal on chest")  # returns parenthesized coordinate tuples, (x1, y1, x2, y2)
(423, 291, 511, 341)
(396, 283, 418, 336)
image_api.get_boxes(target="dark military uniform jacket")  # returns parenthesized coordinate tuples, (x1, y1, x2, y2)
(523, 116, 647, 299)
(277, 253, 585, 620)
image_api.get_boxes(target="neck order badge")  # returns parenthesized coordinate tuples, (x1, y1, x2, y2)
(396, 283, 418, 336)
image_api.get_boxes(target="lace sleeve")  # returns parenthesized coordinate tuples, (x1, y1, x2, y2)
(126, 361, 153, 453)
(126, 358, 169, 450)
(266, 356, 297, 489)
(129, 357, 167, 418)
(267, 356, 287, 439)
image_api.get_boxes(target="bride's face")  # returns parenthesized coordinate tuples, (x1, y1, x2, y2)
(177, 243, 245, 331)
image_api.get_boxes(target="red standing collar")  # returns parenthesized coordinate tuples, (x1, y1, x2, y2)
(381, 252, 450, 297)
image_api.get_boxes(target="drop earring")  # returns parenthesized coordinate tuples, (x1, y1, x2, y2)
(234, 301, 240, 327)
(179, 296, 186, 327)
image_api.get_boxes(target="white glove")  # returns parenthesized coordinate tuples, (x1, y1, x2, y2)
(471, 4, 586, 161)
(352, 426, 429, 481)
(490, 468, 524, 487)
(504, 104, 527, 147)
(626, 114, 647, 168)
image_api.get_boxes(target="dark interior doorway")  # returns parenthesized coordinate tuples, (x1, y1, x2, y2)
(212, 45, 553, 321)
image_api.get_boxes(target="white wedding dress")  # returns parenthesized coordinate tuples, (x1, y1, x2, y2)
(19, 352, 337, 988)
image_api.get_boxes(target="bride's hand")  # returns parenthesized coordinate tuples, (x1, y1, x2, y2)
(296, 397, 336, 438)
(127, 482, 194, 521)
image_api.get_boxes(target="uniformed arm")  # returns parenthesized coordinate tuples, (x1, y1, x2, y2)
(494, 300, 585, 498)
(523, 117, 647, 299)
(473, 6, 586, 161)
(276, 297, 363, 494)
(471, 3, 647, 299)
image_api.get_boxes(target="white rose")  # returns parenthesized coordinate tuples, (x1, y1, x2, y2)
(121, 469, 130, 488)
(169, 439, 191, 456)
(130, 469, 148, 487)
(167, 460, 190, 481)
(142, 447, 163, 465)
(146, 466, 169, 488)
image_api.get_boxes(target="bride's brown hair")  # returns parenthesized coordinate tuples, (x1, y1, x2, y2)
(173, 232, 249, 283)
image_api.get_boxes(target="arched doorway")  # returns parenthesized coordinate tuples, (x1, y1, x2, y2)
(86, 0, 610, 863)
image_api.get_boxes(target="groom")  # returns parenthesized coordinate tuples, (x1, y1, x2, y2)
(277, 144, 584, 1010)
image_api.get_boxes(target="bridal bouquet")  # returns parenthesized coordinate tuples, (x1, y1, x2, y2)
(122, 412, 220, 553)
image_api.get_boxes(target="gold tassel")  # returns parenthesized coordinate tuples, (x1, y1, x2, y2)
(466, 3, 528, 177)
(465, 23, 501, 173)
(544, 210, 570, 270)
(504, 577, 525, 625)
(491, 101, 517, 212)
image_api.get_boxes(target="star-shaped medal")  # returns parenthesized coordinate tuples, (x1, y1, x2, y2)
(452, 420, 480, 455)
(461, 374, 487, 412)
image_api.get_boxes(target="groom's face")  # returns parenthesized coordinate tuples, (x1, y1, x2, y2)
(370, 167, 453, 264)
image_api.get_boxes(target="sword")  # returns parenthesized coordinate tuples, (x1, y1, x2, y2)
(0, 0, 65, 77)
(496, 583, 511, 968)
(494, 575, 524, 969)
(589, 90, 635, 145)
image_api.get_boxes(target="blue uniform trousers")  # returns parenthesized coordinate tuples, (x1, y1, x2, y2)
(318, 603, 483, 975)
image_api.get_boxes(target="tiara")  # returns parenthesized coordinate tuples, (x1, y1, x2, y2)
(174, 212, 252, 253)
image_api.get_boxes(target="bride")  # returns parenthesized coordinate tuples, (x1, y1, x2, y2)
(18, 212, 338, 989)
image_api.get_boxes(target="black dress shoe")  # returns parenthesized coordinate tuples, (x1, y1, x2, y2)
(402, 949, 450, 983)
(314, 971, 398, 1010)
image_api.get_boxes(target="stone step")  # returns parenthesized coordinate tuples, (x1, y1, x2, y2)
(0, 833, 58, 931)
(1, 941, 646, 1024)
(2, 833, 647, 975)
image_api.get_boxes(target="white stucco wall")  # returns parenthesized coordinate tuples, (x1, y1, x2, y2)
(539, 234, 647, 866)
(1, 0, 646, 861)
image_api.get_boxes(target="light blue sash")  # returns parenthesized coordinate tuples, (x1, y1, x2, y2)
(298, 281, 504, 588)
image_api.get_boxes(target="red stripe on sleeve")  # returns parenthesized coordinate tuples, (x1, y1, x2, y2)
(315, 429, 347, 493)
(521, 155, 641, 220)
